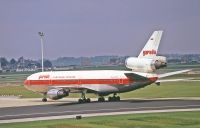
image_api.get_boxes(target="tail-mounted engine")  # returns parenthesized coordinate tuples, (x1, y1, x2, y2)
(47, 88, 69, 100)
(153, 56, 167, 69)
(125, 56, 167, 72)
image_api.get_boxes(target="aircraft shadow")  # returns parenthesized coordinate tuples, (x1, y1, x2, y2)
(54, 99, 176, 107)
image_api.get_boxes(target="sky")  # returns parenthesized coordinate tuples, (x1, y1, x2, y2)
(0, 0, 200, 60)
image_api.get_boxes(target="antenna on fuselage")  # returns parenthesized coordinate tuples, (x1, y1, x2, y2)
(38, 32, 44, 72)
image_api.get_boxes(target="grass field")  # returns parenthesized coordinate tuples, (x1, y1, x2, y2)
(0, 85, 40, 98)
(0, 72, 31, 85)
(0, 111, 200, 128)
(0, 81, 199, 98)
(120, 81, 200, 98)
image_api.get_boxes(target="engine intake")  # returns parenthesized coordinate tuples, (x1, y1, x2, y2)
(125, 56, 167, 72)
(47, 88, 69, 100)
(153, 56, 167, 69)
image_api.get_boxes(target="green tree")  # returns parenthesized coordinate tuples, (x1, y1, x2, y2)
(0, 57, 8, 67)
(10, 58, 16, 65)
(44, 60, 52, 68)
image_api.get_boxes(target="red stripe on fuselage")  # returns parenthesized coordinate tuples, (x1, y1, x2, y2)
(148, 77, 158, 82)
(24, 77, 157, 86)
(24, 79, 132, 86)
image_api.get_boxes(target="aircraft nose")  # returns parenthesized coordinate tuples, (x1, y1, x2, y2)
(24, 79, 29, 86)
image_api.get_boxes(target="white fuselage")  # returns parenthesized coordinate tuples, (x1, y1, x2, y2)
(24, 70, 158, 96)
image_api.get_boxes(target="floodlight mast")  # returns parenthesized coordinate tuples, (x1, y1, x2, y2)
(38, 32, 44, 72)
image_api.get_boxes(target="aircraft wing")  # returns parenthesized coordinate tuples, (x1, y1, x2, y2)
(156, 78, 194, 83)
(158, 69, 191, 78)
(48, 85, 92, 93)
(155, 69, 192, 84)
(124, 73, 148, 81)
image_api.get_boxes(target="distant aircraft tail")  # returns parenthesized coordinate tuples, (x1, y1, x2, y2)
(138, 31, 163, 58)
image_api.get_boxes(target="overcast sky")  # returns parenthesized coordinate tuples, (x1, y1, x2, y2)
(0, 0, 200, 59)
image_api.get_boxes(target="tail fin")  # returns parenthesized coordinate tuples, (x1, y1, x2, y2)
(138, 31, 163, 58)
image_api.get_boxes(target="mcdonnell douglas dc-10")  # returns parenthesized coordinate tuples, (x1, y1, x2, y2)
(24, 31, 190, 103)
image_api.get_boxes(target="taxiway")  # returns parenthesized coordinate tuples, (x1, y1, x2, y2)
(0, 98, 200, 123)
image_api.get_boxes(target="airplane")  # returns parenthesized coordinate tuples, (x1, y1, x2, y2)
(24, 31, 190, 103)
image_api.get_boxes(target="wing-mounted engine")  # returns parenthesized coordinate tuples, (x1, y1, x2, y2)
(47, 88, 69, 100)
(125, 56, 167, 73)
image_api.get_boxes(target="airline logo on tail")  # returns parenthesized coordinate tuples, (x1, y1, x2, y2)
(143, 49, 157, 56)
(138, 31, 163, 59)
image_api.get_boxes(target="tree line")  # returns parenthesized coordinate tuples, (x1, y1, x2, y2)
(0, 57, 52, 71)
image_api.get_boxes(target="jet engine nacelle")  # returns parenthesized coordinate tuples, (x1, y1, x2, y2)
(153, 56, 167, 69)
(47, 88, 69, 100)
(125, 56, 167, 72)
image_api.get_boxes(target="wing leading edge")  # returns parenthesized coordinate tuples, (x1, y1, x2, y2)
(156, 69, 192, 83)
(158, 69, 191, 78)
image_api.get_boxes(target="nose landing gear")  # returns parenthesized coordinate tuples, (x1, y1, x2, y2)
(42, 98, 47, 102)
(42, 93, 47, 102)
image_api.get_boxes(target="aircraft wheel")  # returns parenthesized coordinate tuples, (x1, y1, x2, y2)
(98, 97, 105, 102)
(86, 98, 91, 103)
(116, 96, 120, 101)
(78, 98, 91, 103)
(42, 98, 47, 102)
(78, 99, 83, 103)
(108, 96, 120, 102)
(108, 96, 113, 102)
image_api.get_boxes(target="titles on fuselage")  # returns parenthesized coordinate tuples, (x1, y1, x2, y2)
(53, 76, 76, 79)
(39, 75, 50, 79)
(38, 74, 76, 79)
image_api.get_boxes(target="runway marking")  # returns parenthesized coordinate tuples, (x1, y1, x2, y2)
(0, 104, 200, 119)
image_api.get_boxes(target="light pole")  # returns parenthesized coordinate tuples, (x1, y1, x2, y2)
(38, 32, 44, 72)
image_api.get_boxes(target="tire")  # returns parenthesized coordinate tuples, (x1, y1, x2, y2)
(108, 97, 112, 102)
(86, 98, 91, 103)
(116, 96, 120, 101)
(98, 97, 105, 102)
(98, 98, 101, 102)
(78, 99, 83, 103)
(42, 98, 47, 102)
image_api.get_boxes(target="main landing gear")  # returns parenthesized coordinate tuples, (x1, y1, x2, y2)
(42, 93, 47, 102)
(97, 93, 120, 102)
(108, 93, 120, 102)
(98, 96, 105, 102)
(78, 91, 91, 103)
